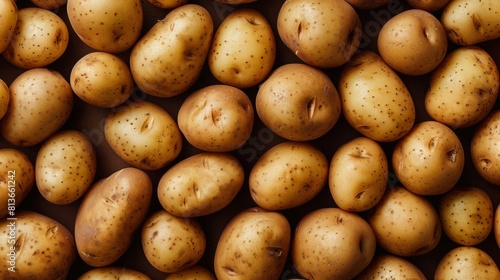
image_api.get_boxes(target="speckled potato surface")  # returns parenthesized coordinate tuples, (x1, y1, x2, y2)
(145, 0, 188, 9)
(0, 79, 9, 121)
(434, 246, 500, 279)
(471, 110, 500, 185)
(495, 204, 500, 248)
(405, 0, 450, 11)
(30, 0, 67, 9)
(355, 254, 426, 280)
(0, 0, 17, 53)
(164, 265, 216, 280)
(77, 267, 152, 279)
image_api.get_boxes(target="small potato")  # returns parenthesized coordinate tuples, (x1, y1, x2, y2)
(158, 152, 244, 217)
(344, 0, 389, 10)
(249, 141, 328, 211)
(0, 68, 73, 147)
(2, 7, 69, 69)
(35, 130, 97, 205)
(329, 137, 388, 212)
(425, 46, 499, 128)
(78, 267, 151, 279)
(208, 8, 275, 89)
(0, 210, 76, 279)
(255, 63, 341, 141)
(164, 265, 216, 280)
(406, 0, 451, 11)
(214, 207, 290, 280)
(104, 100, 182, 171)
(0, 148, 34, 218)
(141, 210, 206, 273)
(434, 246, 500, 279)
(177, 84, 254, 152)
(75, 167, 152, 267)
(0, 79, 9, 120)
(470, 110, 500, 185)
(439, 186, 493, 246)
(355, 254, 426, 280)
(70, 52, 135, 108)
(0, 0, 17, 53)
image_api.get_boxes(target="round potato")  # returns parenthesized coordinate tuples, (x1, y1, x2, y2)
(214, 207, 290, 280)
(30, 0, 67, 9)
(249, 141, 328, 211)
(0, 79, 9, 120)
(2, 7, 69, 69)
(165, 265, 216, 280)
(329, 137, 388, 212)
(104, 100, 183, 171)
(78, 267, 151, 279)
(434, 246, 500, 279)
(0, 68, 73, 147)
(355, 254, 426, 280)
(35, 130, 97, 205)
(158, 152, 244, 217)
(255, 63, 341, 141)
(177, 84, 254, 152)
(406, 0, 451, 11)
(470, 110, 500, 185)
(0, 0, 17, 53)
(145, 0, 187, 9)
(70, 51, 135, 108)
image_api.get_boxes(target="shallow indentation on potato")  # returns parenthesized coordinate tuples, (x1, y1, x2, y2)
(103, 196, 119, 208)
(211, 109, 223, 128)
(267, 247, 283, 257)
(446, 148, 458, 163)
(45, 225, 59, 239)
(245, 16, 259, 26)
(140, 114, 154, 133)
(297, 22, 303, 40)
(14, 233, 25, 255)
(307, 98, 316, 120)
(472, 13, 484, 35)
(222, 265, 238, 276)
(480, 158, 492, 171)
(428, 136, 439, 152)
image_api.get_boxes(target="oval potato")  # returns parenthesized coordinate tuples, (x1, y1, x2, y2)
(434, 246, 500, 279)
(470, 110, 500, 185)
(0, 0, 17, 53)
(78, 267, 151, 279)
(355, 254, 426, 280)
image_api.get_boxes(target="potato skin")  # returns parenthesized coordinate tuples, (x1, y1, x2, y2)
(345, 0, 389, 10)
(434, 246, 500, 279)
(355, 254, 426, 280)
(470, 110, 500, 185)
(164, 265, 216, 280)
(78, 267, 152, 279)
(74, 167, 152, 267)
(0, 0, 17, 53)
(0, 79, 9, 120)
(495, 204, 500, 248)
(406, 0, 450, 12)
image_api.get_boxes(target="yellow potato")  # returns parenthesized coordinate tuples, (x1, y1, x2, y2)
(0, 79, 9, 120)
(145, 0, 187, 9)
(130, 4, 213, 98)
(344, 0, 389, 10)
(471, 110, 500, 185)
(0, 68, 73, 147)
(434, 246, 500, 279)
(0, 0, 17, 53)
(355, 254, 426, 280)
(78, 267, 151, 279)
(74, 167, 152, 267)
(406, 0, 450, 11)
(30, 0, 66, 9)
(164, 265, 216, 280)
(495, 204, 500, 248)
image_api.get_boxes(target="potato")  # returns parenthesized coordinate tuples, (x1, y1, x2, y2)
(67, 0, 142, 53)
(164, 265, 216, 280)
(0, 210, 76, 279)
(214, 207, 290, 280)
(249, 141, 328, 211)
(339, 50, 415, 142)
(344, 0, 389, 10)
(0, 68, 73, 147)
(104, 100, 182, 171)
(78, 267, 151, 279)
(471, 110, 500, 185)
(441, 0, 500, 46)
(425, 46, 499, 128)
(158, 152, 244, 217)
(0, 148, 34, 218)
(434, 246, 500, 279)
(406, 0, 451, 11)
(439, 186, 493, 246)
(495, 204, 500, 248)
(70, 51, 135, 108)
(368, 186, 442, 257)
(208, 8, 275, 89)
(35, 130, 97, 205)
(141, 210, 206, 273)
(255, 63, 341, 141)
(30, 0, 66, 9)
(392, 121, 464, 195)
(277, 0, 362, 68)
(292, 207, 376, 280)
(0, 0, 17, 53)
(215, 0, 256, 4)
(177, 84, 254, 152)
(130, 4, 213, 98)
(2, 7, 69, 69)
(74, 167, 152, 267)
(0, 79, 9, 120)
(354, 254, 426, 280)
(145, 0, 187, 9)
(329, 137, 388, 212)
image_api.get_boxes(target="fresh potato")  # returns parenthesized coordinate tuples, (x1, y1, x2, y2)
(74, 167, 152, 267)
(141, 210, 206, 273)
(130, 4, 213, 98)
(368, 186, 442, 257)
(470, 110, 500, 185)
(35, 130, 97, 205)
(164, 265, 216, 280)
(441, 0, 500, 46)
(0, 0, 17, 53)
(0, 210, 76, 279)
(215, 0, 256, 4)
(434, 246, 500, 279)
(158, 152, 244, 217)
(30, 0, 66, 9)
(277, 0, 362, 68)
(425, 46, 499, 128)
(0, 148, 34, 218)
(67, 0, 142, 53)
(78, 267, 151, 279)
(329, 137, 388, 212)
(214, 207, 290, 280)
(0, 79, 9, 120)
(339, 50, 415, 142)
(0, 68, 73, 147)
(249, 141, 328, 211)
(2, 7, 69, 69)
(495, 204, 500, 248)
(104, 100, 182, 171)
(70, 51, 135, 108)
(145, 0, 187, 9)
(392, 121, 464, 195)
(255, 63, 341, 141)
(177, 84, 254, 152)
(208, 8, 275, 89)
(406, 0, 451, 11)
(344, 0, 389, 10)
(439, 186, 493, 246)
(292, 207, 376, 280)
(355, 254, 426, 280)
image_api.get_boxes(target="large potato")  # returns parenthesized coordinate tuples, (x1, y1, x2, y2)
(130, 4, 213, 98)
(74, 167, 152, 267)
(255, 63, 341, 141)
(339, 50, 415, 142)
(0, 210, 76, 279)
(355, 254, 426, 280)
(214, 207, 290, 280)
(470, 110, 500, 185)
(434, 246, 500, 279)
(425, 46, 499, 128)
(78, 267, 151, 279)
(0, 0, 17, 53)
(0, 79, 9, 120)
(0, 68, 73, 147)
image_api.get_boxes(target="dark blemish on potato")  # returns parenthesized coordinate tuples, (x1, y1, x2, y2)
(245, 16, 258, 26)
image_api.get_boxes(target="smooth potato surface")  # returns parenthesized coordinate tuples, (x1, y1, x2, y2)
(77, 267, 152, 279)
(355, 254, 426, 280)
(0, 79, 9, 121)
(164, 265, 216, 280)
(434, 246, 500, 279)
(0, 0, 17, 53)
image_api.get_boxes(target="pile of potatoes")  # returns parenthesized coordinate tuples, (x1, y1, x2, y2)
(1, 0, 500, 279)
